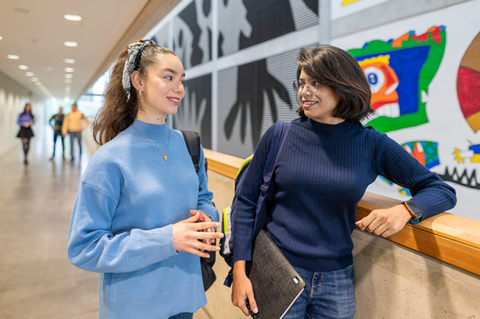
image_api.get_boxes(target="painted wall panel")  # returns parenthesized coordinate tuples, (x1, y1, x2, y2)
(332, 0, 480, 220)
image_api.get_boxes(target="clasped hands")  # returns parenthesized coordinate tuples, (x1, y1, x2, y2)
(172, 210, 223, 258)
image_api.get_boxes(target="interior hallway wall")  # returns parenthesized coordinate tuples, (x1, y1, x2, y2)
(0, 70, 44, 158)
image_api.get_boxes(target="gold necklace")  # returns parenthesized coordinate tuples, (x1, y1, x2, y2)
(132, 124, 170, 172)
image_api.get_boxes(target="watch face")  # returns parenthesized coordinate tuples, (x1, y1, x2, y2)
(405, 201, 421, 215)
(405, 201, 422, 224)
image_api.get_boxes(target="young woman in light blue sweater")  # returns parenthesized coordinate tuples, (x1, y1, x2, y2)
(67, 40, 222, 319)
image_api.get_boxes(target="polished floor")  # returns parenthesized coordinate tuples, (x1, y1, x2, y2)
(0, 127, 209, 319)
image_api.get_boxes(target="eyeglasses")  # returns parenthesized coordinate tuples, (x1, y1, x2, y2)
(293, 80, 320, 94)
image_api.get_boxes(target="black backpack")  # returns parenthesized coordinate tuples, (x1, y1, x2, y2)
(181, 130, 216, 291)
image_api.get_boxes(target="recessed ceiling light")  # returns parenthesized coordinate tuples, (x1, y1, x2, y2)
(65, 79, 72, 83)
(64, 41, 78, 47)
(65, 67, 74, 72)
(35, 82, 42, 86)
(25, 72, 34, 76)
(64, 14, 82, 22)
(65, 74, 73, 78)
(63, 58, 75, 64)
(0, 36, 3, 40)
(18, 65, 28, 70)
(8, 55, 19, 60)
(31, 77, 39, 82)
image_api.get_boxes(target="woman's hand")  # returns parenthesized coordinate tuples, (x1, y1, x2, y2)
(232, 260, 258, 316)
(190, 210, 215, 245)
(356, 204, 412, 238)
(172, 212, 223, 258)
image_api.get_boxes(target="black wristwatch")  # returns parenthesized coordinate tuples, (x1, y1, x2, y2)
(403, 201, 423, 225)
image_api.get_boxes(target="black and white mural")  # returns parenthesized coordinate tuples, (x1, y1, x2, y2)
(218, 50, 299, 158)
(146, 0, 320, 157)
(172, 0, 213, 68)
(173, 73, 212, 149)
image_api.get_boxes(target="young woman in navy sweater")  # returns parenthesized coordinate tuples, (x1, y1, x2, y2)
(231, 46, 456, 318)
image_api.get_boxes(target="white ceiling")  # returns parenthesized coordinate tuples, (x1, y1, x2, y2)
(0, 0, 178, 102)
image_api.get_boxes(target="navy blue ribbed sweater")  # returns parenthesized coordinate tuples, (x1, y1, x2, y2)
(232, 117, 456, 272)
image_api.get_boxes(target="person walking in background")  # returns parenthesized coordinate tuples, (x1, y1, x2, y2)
(231, 46, 457, 319)
(62, 102, 89, 162)
(16, 103, 35, 165)
(49, 106, 66, 161)
(67, 39, 221, 319)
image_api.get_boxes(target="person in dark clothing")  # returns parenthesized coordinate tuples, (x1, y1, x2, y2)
(231, 46, 457, 319)
(16, 103, 35, 164)
(49, 106, 66, 161)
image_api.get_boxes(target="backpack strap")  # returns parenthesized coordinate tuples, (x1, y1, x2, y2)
(181, 130, 202, 191)
(252, 121, 290, 234)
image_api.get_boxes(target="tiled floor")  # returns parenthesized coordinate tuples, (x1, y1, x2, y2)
(0, 126, 210, 319)
(0, 127, 98, 319)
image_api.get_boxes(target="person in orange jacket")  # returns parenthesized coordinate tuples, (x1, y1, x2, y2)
(62, 103, 89, 162)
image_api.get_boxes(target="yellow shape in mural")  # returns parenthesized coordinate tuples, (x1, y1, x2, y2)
(342, 0, 361, 6)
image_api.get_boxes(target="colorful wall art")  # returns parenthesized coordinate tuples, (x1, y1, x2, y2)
(457, 32, 480, 133)
(348, 26, 446, 133)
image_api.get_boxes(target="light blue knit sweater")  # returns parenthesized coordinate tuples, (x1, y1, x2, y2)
(67, 119, 218, 318)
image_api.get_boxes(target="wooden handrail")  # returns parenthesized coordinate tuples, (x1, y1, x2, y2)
(204, 148, 480, 277)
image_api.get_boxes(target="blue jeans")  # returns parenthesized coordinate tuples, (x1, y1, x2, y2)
(283, 264, 355, 319)
(168, 313, 193, 319)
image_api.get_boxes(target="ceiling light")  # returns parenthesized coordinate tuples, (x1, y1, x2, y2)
(65, 74, 73, 78)
(63, 58, 75, 64)
(65, 79, 72, 83)
(64, 14, 82, 22)
(65, 67, 74, 72)
(18, 65, 28, 70)
(31, 77, 39, 82)
(64, 41, 78, 47)
(0, 36, 3, 40)
(8, 55, 19, 60)
(25, 72, 34, 76)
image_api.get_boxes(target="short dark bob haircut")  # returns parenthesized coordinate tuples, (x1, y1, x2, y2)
(296, 46, 374, 122)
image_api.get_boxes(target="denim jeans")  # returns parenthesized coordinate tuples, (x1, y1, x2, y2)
(282, 264, 355, 319)
(69, 131, 82, 159)
(168, 313, 193, 319)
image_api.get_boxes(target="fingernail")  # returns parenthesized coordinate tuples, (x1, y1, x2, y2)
(253, 307, 258, 313)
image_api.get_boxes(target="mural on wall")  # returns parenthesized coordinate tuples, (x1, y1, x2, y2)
(348, 26, 446, 133)
(172, 0, 212, 69)
(152, 24, 170, 48)
(221, 0, 317, 149)
(224, 59, 293, 147)
(457, 32, 480, 133)
(331, 0, 388, 20)
(218, 50, 299, 158)
(381, 141, 440, 195)
(331, 0, 480, 219)
(437, 141, 480, 191)
(173, 73, 212, 149)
